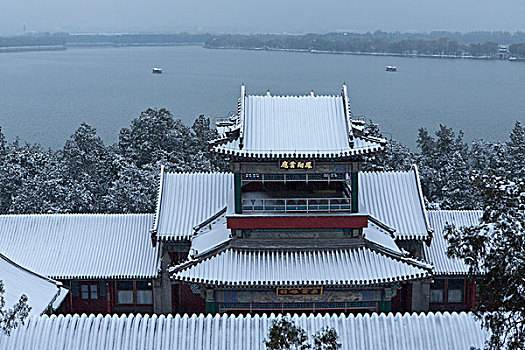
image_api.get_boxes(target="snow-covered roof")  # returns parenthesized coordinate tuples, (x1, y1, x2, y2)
(212, 85, 384, 159)
(1, 254, 68, 316)
(153, 171, 233, 241)
(0, 214, 159, 279)
(362, 221, 402, 255)
(190, 212, 231, 258)
(359, 166, 432, 241)
(424, 210, 482, 276)
(171, 247, 430, 287)
(0, 312, 488, 349)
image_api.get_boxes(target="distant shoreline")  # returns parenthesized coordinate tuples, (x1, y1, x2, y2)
(1, 43, 523, 62)
(205, 45, 524, 61)
(0, 45, 66, 53)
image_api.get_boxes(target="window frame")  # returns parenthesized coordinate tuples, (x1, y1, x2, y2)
(79, 282, 99, 301)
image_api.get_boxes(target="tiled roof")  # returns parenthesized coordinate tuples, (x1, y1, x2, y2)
(153, 171, 233, 241)
(359, 166, 432, 241)
(0, 214, 159, 279)
(0, 312, 488, 349)
(424, 210, 482, 275)
(212, 85, 384, 159)
(0, 254, 68, 315)
(171, 247, 431, 287)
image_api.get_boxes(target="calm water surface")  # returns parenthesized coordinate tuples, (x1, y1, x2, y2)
(0, 46, 523, 148)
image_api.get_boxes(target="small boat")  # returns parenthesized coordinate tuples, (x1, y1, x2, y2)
(508, 57, 517, 61)
(152, 68, 162, 74)
(386, 66, 397, 72)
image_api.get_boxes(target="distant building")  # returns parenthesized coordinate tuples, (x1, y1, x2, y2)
(498, 45, 509, 59)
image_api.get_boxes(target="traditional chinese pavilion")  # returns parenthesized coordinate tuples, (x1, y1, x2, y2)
(154, 85, 439, 314)
(0, 84, 480, 317)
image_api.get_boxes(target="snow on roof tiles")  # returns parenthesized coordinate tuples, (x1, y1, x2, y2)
(0, 312, 488, 349)
(1, 254, 68, 315)
(212, 86, 384, 159)
(171, 247, 430, 287)
(0, 214, 159, 279)
(153, 172, 233, 241)
(424, 210, 482, 275)
(359, 166, 432, 241)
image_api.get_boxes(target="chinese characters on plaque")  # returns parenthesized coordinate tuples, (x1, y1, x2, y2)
(276, 287, 323, 296)
(279, 160, 315, 170)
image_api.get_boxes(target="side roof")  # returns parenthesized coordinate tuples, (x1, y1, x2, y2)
(211, 84, 385, 159)
(424, 210, 482, 276)
(0, 312, 488, 349)
(0, 253, 68, 316)
(359, 165, 432, 241)
(0, 214, 159, 279)
(152, 170, 233, 241)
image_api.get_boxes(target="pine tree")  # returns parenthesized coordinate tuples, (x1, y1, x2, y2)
(0, 281, 31, 336)
(446, 173, 525, 349)
(506, 121, 525, 181)
(265, 318, 341, 350)
(61, 123, 116, 212)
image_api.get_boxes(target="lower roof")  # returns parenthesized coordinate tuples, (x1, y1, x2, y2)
(359, 166, 432, 241)
(1, 254, 68, 316)
(0, 214, 160, 279)
(171, 246, 431, 287)
(424, 210, 482, 275)
(0, 312, 488, 350)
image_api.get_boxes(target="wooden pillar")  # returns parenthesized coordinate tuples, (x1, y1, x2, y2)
(351, 171, 359, 213)
(234, 172, 242, 214)
(106, 281, 111, 314)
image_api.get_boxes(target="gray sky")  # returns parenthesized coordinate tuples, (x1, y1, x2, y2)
(1, 0, 524, 35)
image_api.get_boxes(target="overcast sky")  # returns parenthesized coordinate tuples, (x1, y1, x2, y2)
(1, 0, 524, 35)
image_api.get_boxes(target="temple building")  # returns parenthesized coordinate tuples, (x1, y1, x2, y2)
(0, 84, 481, 316)
(155, 85, 440, 314)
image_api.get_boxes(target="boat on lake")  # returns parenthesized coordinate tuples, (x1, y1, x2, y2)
(152, 68, 162, 74)
(386, 66, 397, 72)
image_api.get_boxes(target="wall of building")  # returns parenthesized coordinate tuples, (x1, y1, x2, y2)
(58, 279, 155, 315)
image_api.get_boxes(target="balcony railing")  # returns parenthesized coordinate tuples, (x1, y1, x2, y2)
(241, 197, 351, 213)
(242, 173, 347, 183)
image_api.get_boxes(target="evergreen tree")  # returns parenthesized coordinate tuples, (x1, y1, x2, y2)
(361, 121, 414, 172)
(506, 121, 525, 181)
(104, 157, 158, 213)
(265, 318, 341, 350)
(4, 143, 68, 213)
(189, 115, 229, 172)
(446, 173, 525, 349)
(61, 123, 116, 212)
(118, 108, 194, 171)
(416, 125, 477, 209)
(0, 281, 31, 336)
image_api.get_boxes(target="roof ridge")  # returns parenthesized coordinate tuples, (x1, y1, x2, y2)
(249, 94, 341, 98)
(163, 171, 233, 175)
(0, 213, 155, 217)
(427, 209, 483, 213)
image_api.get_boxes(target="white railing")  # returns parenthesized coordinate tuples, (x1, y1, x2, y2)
(242, 197, 351, 213)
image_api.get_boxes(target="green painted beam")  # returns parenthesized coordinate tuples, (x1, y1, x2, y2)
(351, 171, 359, 213)
(234, 173, 242, 214)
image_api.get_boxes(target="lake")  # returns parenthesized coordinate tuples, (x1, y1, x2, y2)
(0, 46, 523, 149)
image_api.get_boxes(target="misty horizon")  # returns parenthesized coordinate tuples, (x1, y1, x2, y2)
(1, 0, 524, 36)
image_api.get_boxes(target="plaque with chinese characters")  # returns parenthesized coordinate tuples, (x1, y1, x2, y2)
(279, 160, 315, 170)
(276, 287, 323, 296)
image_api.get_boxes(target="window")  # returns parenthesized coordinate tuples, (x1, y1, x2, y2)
(430, 279, 445, 303)
(80, 283, 98, 300)
(447, 279, 464, 304)
(136, 281, 153, 305)
(117, 281, 134, 305)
